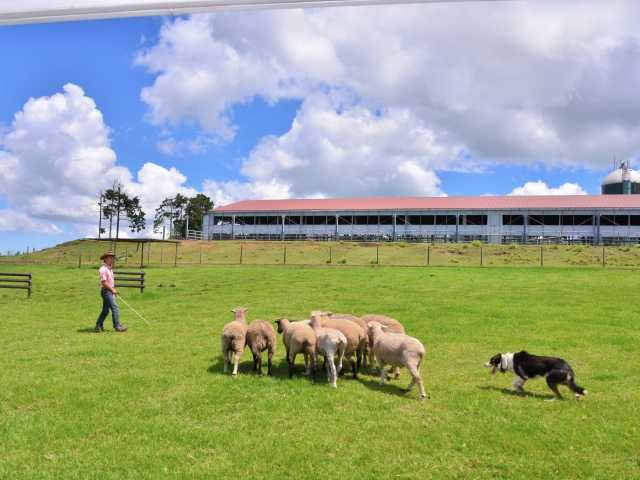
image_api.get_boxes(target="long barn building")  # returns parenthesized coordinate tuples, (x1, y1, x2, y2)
(203, 195, 640, 245)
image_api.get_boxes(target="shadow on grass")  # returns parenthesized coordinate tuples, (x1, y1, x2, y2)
(357, 375, 421, 400)
(477, 385, 556, 400)
(207, 357, 318, 381)
(77, 327, 100, 334)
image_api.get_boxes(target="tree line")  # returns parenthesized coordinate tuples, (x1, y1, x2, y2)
(98, 183, 213, 240)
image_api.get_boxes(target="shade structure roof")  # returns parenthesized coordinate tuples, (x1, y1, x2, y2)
(212, 195, 640, 213)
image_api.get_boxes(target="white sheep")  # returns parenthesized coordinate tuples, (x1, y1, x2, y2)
(310, 311, 347, 388)
(362, 313, 406, 376)
(274, 318, 317, 379)
(368, 321, 427, 400)
(220, 307, 248, 376)
(245, 320, 277, 376)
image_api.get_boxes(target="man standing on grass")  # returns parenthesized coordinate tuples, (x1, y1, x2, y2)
(95, 251, 127, 333)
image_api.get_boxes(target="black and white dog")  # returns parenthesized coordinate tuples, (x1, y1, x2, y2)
(485, 351, 587, 400)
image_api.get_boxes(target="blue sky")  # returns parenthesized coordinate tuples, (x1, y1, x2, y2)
(1, 2, 639, 252)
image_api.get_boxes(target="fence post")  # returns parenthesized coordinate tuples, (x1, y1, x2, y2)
(376, 244, 379, 265)
(329, 246, 332, 264)
(427, 245, 430, 266)
(240, 244, 243, 264)
(540, 245, 543, 267)
(480, 246, 483, 267)
(174, 243, 178, 267)
(283, 245, 287, 265)
(200, 245, 203, 265)
(602, 246, 606, 268)
(160, 247, 163, 265)
(28, 273, 32, 298)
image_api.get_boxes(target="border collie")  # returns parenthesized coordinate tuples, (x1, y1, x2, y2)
(485, 351, 587, 400)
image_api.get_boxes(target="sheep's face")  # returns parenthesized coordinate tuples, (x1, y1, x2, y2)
(231, 307, 248, 315)
(274, 319, 285, 333)
(367, 321, 383, 338)
(485, 353, 503, 374)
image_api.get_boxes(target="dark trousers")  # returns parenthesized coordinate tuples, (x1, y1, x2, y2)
(96, 289, 121, 328)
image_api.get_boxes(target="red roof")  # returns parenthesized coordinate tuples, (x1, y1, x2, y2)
(213, 195, 640, 213)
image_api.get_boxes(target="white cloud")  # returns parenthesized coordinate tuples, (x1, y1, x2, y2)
(0, 84, 196, 234)
(509, 180, 586, 196)
(203, 93, 456, 205)
(137, 2, 640, 171)
(0, 209, 61, 234)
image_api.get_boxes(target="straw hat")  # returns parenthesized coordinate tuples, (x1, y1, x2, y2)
(100, 251, 116, 260)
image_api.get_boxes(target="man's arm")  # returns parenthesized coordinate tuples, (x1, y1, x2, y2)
(101, 279, 117, 295)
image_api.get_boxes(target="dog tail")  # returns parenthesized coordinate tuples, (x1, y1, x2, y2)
(567, 371, 587, 396)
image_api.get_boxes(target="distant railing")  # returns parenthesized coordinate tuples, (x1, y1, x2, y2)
(0, 272, 32, 297)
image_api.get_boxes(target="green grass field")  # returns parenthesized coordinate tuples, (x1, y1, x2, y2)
(1, 264, 639, 479)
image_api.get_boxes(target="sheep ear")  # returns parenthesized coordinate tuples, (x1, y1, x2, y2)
(380, 325, 389, 332)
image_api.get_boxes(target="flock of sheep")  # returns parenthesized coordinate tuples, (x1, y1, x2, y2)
(220, 307, 427, 400)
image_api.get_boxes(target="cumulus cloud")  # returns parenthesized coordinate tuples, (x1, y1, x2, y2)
(203, 93, 457, 205)
(137, 2, 640, 172)
(0, 209, 61, 234)
(0, 84, 196, 234)
(509, 180, 586, 196)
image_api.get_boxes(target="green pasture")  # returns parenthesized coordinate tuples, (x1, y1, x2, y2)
(1, 264, 639, 479)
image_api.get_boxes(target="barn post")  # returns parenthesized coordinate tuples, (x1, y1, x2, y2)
(392, 214, 397, 242)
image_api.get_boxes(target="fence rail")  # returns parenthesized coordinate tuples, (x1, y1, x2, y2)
(2, 240, 640, 270)
(0, 272, 32, 297)
(114, 271, 145, 293)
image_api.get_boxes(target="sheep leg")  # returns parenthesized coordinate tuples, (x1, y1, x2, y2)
(222, 348, 229, 373)
(379, 361, 387, 386)
(407, 363, 426, 400)
(329, 354, 338, 388)
(310, 351, 317, 383)
(257, 351, 263, 376)
(303, 353, 310, 376)
(267, 348, 274, 376)
(289, 352, 297, 378)
(336, 347, 344, 377)
(356, 349, 362, 373)
(232, 352, 240, 376)
(351, 358, 358, 379)
(251, 351, 258, 372)
(369, 351, 377, 374)
(393, 366, 401, 379)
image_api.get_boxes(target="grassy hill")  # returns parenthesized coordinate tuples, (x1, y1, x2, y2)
(3, 238, 640, 269)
